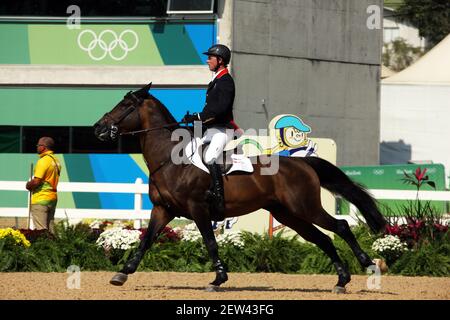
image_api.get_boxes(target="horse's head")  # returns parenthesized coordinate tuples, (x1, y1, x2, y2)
(94, 83, 152, 141)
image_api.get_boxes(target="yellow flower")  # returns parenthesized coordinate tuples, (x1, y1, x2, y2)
(0, 227, 31, 248)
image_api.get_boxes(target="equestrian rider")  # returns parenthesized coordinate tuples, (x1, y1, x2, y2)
(182, 44, 238, 213)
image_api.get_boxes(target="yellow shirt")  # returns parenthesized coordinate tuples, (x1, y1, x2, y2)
(31, 151, 61, 206)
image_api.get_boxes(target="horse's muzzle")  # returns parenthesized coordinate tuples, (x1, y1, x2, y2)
(94, 123, 110, 141)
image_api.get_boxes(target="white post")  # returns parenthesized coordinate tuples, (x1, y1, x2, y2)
(349, 204, 358, 226)
(349, 204, 366, 225)
(133, 178, 143, 229)
(27, 192, 35, 230)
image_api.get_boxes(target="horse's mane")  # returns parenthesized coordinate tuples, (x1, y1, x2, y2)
(133, 83, 180, 127)
(148, 94, 179, 125)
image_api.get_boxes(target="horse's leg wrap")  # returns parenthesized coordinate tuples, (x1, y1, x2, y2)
(120, 251, 143, 275)
(333, 262, 351, 289)
(210, 259, 228, 286)
(110, 251, 142, 286)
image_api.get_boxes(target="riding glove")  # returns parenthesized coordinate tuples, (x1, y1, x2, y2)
(182, 113, 199, 123)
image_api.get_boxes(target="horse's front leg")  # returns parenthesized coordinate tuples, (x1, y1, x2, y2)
(190, 204, 228, 291)
(110, 206, 173, 286)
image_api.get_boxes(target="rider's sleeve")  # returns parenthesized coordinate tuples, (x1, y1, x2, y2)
(198, 80, 234, 123)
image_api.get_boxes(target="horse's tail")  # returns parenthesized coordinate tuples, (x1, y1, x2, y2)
(302, 157, 387, 233)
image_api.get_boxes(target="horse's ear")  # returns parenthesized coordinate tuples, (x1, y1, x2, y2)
(142, 82, 152, 96)
(141, 82, 152, 93)
(134, 82, 152, 98)
(139, 82, 152, 95)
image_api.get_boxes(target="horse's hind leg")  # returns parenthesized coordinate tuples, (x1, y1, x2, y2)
(189, 202, 228, 291)
(110, 206, 173, 286)
(308, 208, 374, 269)
(270, 208, 350, 293)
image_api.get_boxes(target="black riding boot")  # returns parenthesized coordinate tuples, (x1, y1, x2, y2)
(206, 163, 225, 215)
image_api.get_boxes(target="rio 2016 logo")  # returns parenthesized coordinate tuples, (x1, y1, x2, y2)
(77, 29, 139, 61)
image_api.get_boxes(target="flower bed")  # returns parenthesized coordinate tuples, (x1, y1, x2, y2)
(0, 217, 447, 276)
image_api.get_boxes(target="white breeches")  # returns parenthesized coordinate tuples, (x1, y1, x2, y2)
(201, 127, 234, 164)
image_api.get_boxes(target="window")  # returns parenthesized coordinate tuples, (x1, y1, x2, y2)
(71, 127, 117, 153)
(0, 126, 20, 153)
(0, 126, 142, 154)
(23, 126, 70, 154)
(167, 0, 215, 14)
(0, 0, 168, 17)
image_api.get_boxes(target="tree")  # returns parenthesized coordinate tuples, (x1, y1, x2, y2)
(397, 0, 450, 48)
(382, 38, 424, 71)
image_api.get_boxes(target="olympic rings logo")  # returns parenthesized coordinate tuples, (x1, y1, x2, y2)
(77, 29, 139, 61)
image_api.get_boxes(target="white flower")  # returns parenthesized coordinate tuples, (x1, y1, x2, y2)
(217, 231, 244, 248)
(89, 219, 103, 229)
(96, 227, 142, 250)
(178, 223, 202, 242)
(372, 235, 408, 258)
(178, 223, 244, 247)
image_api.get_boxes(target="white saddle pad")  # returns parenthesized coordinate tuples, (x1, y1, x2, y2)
(185, 137, 254, 175)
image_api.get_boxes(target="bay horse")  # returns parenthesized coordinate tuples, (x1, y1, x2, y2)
(93, 83, 387, 293)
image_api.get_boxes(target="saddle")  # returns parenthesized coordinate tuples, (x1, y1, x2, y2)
(185, 138, 253, 222)
(185, 137, 254, 176)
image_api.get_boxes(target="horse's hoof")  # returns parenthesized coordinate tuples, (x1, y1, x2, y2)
(110, 273, 128, 286)
(332, 286, 346, 294)
(205, 285, 221, 292)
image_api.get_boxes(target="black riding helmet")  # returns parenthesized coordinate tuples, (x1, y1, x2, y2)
(203, 44, 231, 65)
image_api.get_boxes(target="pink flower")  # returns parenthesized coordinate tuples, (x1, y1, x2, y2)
(386, 224, 401, 236)
(414, 167, 427, 182)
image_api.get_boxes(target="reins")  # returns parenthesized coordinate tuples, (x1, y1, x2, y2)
(119, 122, 184, 136)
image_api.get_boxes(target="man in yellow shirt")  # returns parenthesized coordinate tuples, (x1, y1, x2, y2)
(25, 137, 61, 234)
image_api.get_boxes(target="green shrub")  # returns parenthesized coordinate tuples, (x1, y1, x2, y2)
(138, 240, 210, 272)
(236, 231, 310, 273)
(0, 238, 45, 272)
(298, 245, 334, 274)
(52, 223, 113, 271)
(1, 220, 448, 277)
(389, 233, 450, 276)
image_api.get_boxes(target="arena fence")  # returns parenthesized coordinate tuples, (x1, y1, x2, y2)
(0, 179, 449, 230)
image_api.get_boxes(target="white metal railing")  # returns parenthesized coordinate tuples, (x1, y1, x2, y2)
(341, 189, 450, 226)
(0, 178, 151, 229)
(369, 189, 450, 201)
(1, 179, 449, 228)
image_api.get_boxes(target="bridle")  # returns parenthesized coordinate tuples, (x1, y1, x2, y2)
(102, 91, 184, 138)
(100, 91, 143, 140)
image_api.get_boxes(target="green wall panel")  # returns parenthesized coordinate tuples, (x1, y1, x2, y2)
(150, 24, 202, 65)
(0, 24, 30, 63)
(0, 154, 35, 207)
(28, 25, 163, 65)
(0, 22, 214, 65)
(0, 87, 127, 126)
(64, 155, 101, 209)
